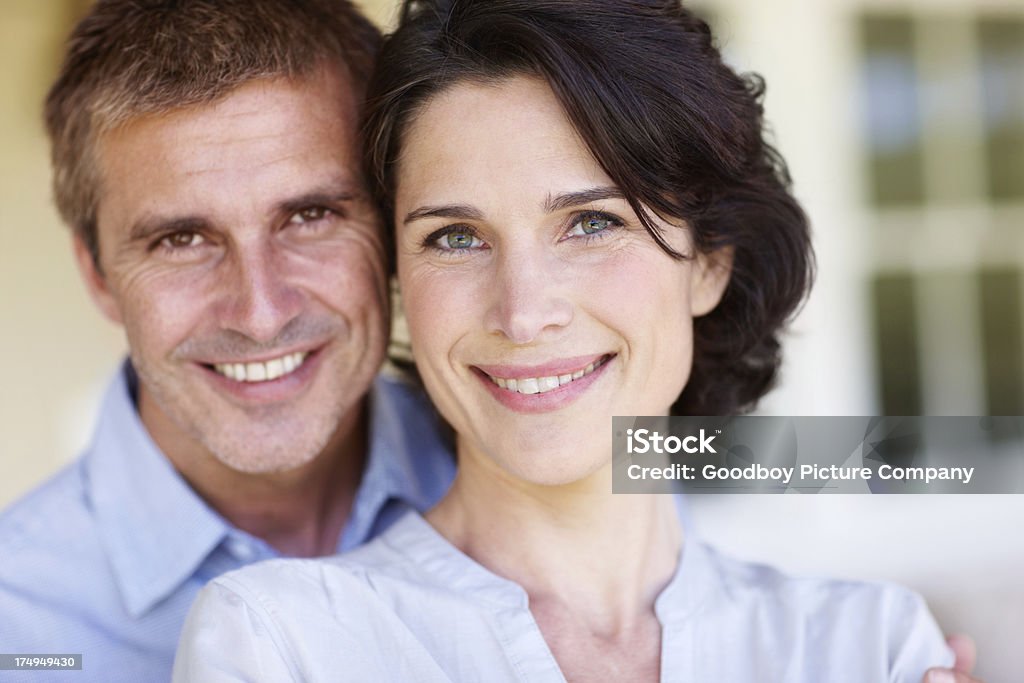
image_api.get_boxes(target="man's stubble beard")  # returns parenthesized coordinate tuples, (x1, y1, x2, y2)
(129, 314, 366, 475)
(133, 346, 353, 475)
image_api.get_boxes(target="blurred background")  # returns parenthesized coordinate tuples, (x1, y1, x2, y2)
(1, 0, 1021, 678)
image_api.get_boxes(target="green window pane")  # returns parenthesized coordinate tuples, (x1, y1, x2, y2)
(979, 18, 1024, 201)
(873, 273, 922, 415)
(861, 15, 925, 207)
(979, 269, 1024, 414)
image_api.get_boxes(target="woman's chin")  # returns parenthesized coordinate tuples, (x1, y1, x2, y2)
(484, 447, 612, 490)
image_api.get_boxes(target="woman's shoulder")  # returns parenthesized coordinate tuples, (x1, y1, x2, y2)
(685, 542, 954, 680)
(207, 513, 441, 612)
(174, 513, 462, 681)
(700, 541, 932, 618)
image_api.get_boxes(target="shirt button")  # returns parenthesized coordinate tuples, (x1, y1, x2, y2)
(228, 538, 255, 562)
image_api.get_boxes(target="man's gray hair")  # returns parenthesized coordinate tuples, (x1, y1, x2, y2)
(45, 0, 381, 267)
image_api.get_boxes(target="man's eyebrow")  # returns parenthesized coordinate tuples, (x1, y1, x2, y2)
(403, 204, 485, 225)
(277, 190, 360, 216)
(545, 187, 625, 212)
(127, 188, 362, 242)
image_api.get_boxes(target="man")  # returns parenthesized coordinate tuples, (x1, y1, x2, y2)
(0, 1, 983, 682)
(0, 1, 452, 680)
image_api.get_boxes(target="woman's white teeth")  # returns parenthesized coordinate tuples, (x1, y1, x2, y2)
(214, 352, 308, 383)
(490, 358, 606, 395)
(519, 378, 540, 394)
(538, 376, 560, 392)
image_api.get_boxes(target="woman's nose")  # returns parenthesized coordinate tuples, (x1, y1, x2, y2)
(484, 251, 573, 345)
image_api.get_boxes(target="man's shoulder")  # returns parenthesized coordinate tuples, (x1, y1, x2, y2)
(0, 459, 113, 592)
(0, 459, 124, 645)
(0, 459, 96, 560)
(0, 365, 129, 558)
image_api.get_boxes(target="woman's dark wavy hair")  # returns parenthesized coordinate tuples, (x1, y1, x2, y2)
(364, 0, 814, 415)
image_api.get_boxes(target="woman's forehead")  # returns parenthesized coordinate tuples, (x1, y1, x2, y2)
(395, 76, 614, 212)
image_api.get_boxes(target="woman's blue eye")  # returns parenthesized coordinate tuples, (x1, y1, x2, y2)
(567, 212, 621, 238)
(581, 216, 611, 234)
(423, 226, 486, 253)
(445, 232, 477, 249)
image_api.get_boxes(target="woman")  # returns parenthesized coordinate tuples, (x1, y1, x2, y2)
(175, 1, 952, 680)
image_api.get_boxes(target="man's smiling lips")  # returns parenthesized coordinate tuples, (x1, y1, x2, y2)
(192, 346, 326, 404)
(209, 351, 310, 383)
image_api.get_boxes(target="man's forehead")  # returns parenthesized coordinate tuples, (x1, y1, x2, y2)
(100, 67, 357, 154)
(97, 62, 356, 131)
(93, 69, 363, 231)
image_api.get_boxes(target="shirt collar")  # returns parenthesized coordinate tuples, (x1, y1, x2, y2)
(84, 362, 229, 618)
(83, 363, 455, 616)
(339, 372, 456, 550)
(654, 510, 723, 625)
(376, 495, 698, 612)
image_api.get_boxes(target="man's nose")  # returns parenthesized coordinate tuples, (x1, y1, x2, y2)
(220, 243, 303, 343)
(484, 250, 573, 345)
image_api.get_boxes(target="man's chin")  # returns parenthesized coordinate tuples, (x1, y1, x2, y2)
(207, 441, 326, 475)
(194, 418, 336, 475)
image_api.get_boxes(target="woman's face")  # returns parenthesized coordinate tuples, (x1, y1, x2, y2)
(395, 77, 730, 486)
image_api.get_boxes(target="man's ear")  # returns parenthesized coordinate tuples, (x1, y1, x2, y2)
(72, 234, 123, 325)
(690, 245, 734, 317)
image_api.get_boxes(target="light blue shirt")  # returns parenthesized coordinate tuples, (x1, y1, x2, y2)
(0, 363, 454, 682)
(175, 511, 953, 682)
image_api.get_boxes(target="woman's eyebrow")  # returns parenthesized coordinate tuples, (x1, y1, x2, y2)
(401, 187, 625, 225)
(544, 187, 624, 212)
(403, 204, 484, 225)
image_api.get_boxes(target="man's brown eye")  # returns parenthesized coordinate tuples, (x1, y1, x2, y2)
(293, 207, 328, 223)
(163, 231, 204, 249)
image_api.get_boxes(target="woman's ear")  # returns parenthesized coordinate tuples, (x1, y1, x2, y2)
(689, 245, 734, 317)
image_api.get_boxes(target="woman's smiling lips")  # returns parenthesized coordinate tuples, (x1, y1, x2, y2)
(472, 353, 615, 413)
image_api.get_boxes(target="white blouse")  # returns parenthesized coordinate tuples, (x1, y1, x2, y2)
(174, 511, 952, 682)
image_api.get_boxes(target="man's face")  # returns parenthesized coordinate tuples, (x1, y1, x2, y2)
(77, 68, 388, 474)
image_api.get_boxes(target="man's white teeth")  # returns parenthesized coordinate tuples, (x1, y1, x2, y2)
(214, 352, 308, 383)
(489, 357, 607, 395)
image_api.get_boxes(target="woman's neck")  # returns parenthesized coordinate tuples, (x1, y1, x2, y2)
(426, 449, 682, 632)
